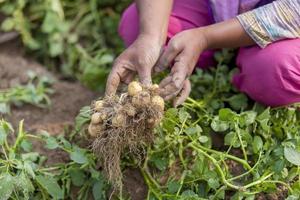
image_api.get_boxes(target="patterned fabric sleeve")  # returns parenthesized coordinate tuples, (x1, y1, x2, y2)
(237, 0, 300, 48)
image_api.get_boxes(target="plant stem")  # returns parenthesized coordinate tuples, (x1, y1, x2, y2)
(192, 143, 251, 170)
(228, 151, 262, 181)
(176, 170, 187, 197)
(234, 124, 248, 161)
(189, 144, 241, 190)
(243, 173, 274, 189)
(140, 167, 162, 200)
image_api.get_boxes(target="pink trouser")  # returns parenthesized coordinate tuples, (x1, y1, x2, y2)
(118, 0, 300, 107)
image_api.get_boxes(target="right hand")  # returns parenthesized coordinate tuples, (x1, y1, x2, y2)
(105, 34, 162, 96)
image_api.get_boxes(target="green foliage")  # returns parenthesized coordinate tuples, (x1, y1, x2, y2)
(0, 0, 130, 91)
(0, 119, 109, 200)
(0, 72, 53, 114)
(135, 50, 300, 199)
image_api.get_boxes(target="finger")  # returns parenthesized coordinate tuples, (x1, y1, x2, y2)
(138, 66, 152, 86)
(160, 84, 179, 98)
(173, 79, 191, 107)
(159, 61, 187, 98)
(170, 59, 189, 89)
(154, 39, 183, 73)
(159, 76, 172, 89)
(164, 89, 181, 101)
(105, 63, 126, 96)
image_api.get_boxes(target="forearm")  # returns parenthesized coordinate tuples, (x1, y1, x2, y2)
(202, 0, 300, 50)
(201, 18, 255, 50)
(136, 0, 173, 45)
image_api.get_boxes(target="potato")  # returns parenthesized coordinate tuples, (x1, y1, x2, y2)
(149, 84, 159, 94)
(88, 124, 99, 137)
(132, 91, 151, 107)
(152, 95, 164, 111)
(91, 112, 102, 124)
(128, 81, 143, 96)
(94, 100, 104, 112)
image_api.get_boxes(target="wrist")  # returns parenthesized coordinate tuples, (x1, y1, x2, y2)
(137, 32, 166, 47)
(196, 27, 210, 50)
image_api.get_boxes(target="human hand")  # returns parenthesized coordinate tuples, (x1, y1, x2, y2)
(154, 28, 208, 106)
(105, 34, 162, 95)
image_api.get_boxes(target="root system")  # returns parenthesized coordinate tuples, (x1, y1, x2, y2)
(88, 82, 164, 185)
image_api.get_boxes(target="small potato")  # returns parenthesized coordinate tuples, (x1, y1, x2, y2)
(152, 95, 164, 111)
(132, 91, 151, 107)
(94, 100, 104, 112)
(149, 84, 159, 94)
(91, 113, 102, 124)
(128, 81, 143, 96)
(88, 124, 103, 137)
(112, 113, 126, 127)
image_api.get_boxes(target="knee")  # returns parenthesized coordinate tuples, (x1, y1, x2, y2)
(118, 4, 139, 47)
(234, 42, 300, 107)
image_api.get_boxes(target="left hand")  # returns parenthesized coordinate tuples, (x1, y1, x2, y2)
(154, 28, 208, 107)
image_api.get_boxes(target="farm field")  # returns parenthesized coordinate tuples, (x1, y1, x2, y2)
(0, 1, 299, 200)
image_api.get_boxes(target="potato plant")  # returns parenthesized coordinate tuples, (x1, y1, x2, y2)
(0, 72, 53, 114)
(0, 119, 109, 200)
(0, 0, 130, 91)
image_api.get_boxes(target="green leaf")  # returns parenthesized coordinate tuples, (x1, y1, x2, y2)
(45, 137, 59, 149)
(23, 160, 36, 178)
(219, 108, 235, 121)
(241, 111, 257, 126)
(162, 109, 178, 132)
(224, 132, 239, 148)
(208, 178, 220, 190)
(75, 106, 91, 131)
(185, 125, 202, 136)
(0, 120, 13, 145)
(284, 147, 300, 166)
(227, 94, 248, 110)
(68, 167, 86, 187)
(178, 108, 191, 123)
(257, 108, 270, 132)
(272, 159, 285, 173)
(1, 18, 15, 31)
(151, 154, 168, 171)
(167, 181, 181, 194)
(70, 146, 88, 164)
(211, 117, 229, 132)
(36, 175, 63, 199)
(21, 139, 33, 152)
(198, 136, 209, 143)
(0, 103, 10, 114)
(252, 136, 263, 154)
(0, 173, 14, 200)
(80, 64, 109, 91)
(92, 180, 106, 200)
(17, 172, 34, 199)
(21, 152, 39, 162)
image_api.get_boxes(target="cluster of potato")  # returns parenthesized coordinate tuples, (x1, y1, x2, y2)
(88, 81, 164, 184)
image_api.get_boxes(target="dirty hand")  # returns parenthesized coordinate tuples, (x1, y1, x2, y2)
(105, 35, 162, 95)
(154, 28, 208, 107)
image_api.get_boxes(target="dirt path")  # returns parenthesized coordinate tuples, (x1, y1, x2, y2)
(0, 40, 98, 133)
